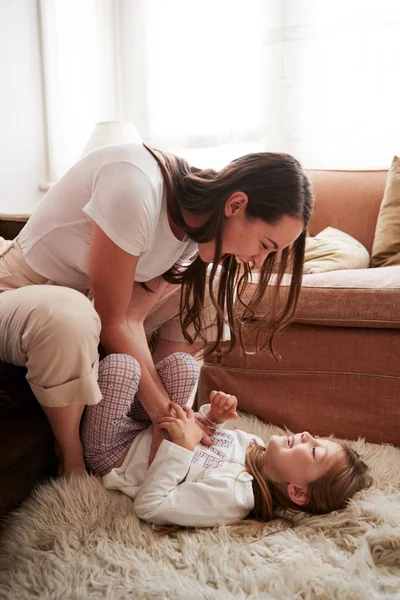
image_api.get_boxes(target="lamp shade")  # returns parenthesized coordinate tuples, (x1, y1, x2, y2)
(81, 121, 142, 157)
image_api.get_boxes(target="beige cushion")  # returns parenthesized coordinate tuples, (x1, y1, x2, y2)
(371, 156, 400, 267)
(304, 227, 370, 274)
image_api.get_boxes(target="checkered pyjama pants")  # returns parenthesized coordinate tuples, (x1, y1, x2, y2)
(81, 352, 200, 476)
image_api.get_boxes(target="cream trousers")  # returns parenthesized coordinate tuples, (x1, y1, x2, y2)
(0, 241, 224, 408)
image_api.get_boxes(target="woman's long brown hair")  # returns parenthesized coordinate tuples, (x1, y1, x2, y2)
(144, 144, 313, 357)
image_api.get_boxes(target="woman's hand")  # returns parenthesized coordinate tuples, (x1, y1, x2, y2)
(208, 390, 238, 424)
(157, 403, 203, 452)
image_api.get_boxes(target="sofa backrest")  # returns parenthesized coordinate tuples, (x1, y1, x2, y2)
(306, 170, 387, 253)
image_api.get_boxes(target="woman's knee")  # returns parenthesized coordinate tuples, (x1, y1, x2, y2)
(27, 287, 101, 348)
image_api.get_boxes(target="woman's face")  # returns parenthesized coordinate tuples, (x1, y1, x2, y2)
(197, 192, 304, 266)
(263, 432, 344, 491)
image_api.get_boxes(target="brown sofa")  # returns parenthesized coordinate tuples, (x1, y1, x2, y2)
(197, 169, 400, 446)
(0, 363, 56, 516)
(0, 216, 57, 517)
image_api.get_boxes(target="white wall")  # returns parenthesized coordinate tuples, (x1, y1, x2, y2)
(0, 0, 46, 215)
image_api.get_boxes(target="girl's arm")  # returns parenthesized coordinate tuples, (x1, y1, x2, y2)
(90, 223, 172, 422)
(133, 403, 252, 526)
(133, 439, 253, 527)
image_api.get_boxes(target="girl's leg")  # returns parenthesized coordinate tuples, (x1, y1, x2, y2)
(129, 352, 200, 421)
(81, 354, 144, 476)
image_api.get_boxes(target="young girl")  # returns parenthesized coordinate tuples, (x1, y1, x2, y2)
(0, 143, 313, 475)
(82, 352, 372, 528)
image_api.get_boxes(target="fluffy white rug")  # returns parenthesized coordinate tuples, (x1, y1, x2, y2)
(1, 414, 400, 600)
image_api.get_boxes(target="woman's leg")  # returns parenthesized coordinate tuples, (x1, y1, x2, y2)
(144, 265, 229, 365)
(151, 338, 198, 366)
(41, 405, 86, 475)
(81, 353, 144, 476)
(0, 285, 101, 475)
(129, 352, 200, 421)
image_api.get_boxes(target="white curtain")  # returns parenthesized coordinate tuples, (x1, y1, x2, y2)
(39, 0, 100, 183)
(264, 0, 400, 170)
(39, 0, 400, 183)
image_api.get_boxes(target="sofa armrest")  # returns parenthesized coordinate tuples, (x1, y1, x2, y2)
(0, 215, 28, 240)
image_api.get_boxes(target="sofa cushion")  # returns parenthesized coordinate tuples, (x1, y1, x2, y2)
(304, 227, 370, 274)
(244, 266, 400, 329)
(371, 156, 400, 267)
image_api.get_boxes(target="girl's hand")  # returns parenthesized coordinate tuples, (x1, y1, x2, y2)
(157, 402, 203, 451)
(208, 390, 238, 424)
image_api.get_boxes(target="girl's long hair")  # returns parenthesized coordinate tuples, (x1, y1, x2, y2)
(144, 144, 313, 357)
(244, 440, 373, 521)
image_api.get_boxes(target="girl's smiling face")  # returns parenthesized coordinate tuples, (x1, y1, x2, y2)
(262, 432, 344, 504)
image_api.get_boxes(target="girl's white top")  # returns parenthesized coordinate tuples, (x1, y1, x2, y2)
(18, 143, 197, 290)
(103, 405, 265, 527)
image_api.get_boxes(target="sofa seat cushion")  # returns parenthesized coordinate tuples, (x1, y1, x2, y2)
(245, 265, 400, 329)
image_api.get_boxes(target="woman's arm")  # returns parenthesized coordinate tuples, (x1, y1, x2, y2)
(90, 224, 172, 421)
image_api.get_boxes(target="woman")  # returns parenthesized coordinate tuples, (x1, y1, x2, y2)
(81, 352, 372, 528)
(0, 142, 312, 475)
